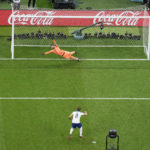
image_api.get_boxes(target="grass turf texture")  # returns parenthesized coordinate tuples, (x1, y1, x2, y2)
(1, 60, 150, 97)
(0, 51, 150, 150)
(0, 46, 150, 150)
(0, 99, 150, 150)
(0, 4, 150, 149)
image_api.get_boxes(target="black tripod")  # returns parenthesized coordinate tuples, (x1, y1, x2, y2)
(28, 0, 36, 8)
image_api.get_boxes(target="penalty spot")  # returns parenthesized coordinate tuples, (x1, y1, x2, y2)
(92, 141, 96, 144)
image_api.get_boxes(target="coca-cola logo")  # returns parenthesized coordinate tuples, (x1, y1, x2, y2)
(93, 11, 143, 26)
(8, 11, 56, 25)
(5, 10, 146, 26)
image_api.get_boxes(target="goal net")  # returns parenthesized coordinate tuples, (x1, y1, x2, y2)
(11, 8, 150, 60)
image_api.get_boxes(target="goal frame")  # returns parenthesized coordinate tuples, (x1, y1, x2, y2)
(10, 12, 150, 60)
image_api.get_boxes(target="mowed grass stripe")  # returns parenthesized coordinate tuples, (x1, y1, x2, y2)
(0, 101, 6, 150)
(0, 60, 150, 98)
(1, 99, 150, 150)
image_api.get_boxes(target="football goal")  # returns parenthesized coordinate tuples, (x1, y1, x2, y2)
(10, 8, 150, 60)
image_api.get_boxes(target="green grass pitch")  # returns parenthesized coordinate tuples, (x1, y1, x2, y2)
(0, 99, 150, 150)
(0, 0, 150, 147)
(1, 30, 150, 150)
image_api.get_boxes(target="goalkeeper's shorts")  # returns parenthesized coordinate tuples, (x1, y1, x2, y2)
(62, 51, 72, 59)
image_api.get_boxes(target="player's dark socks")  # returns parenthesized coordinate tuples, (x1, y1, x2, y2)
(75, 51, 77, 55)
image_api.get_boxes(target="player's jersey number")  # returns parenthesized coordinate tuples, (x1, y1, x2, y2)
(75, 113, 78, 118)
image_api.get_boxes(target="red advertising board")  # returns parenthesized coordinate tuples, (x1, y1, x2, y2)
(0, 10, 149, 26)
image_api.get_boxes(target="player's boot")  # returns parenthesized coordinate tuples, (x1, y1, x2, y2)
(68, 135, 71, 139)
(77, 58, 80, 62)
(80, 136, 83, 138)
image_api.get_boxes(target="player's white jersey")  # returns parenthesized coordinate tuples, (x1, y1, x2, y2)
(72, 111, 84, 123)
(13, 0, 21, 3)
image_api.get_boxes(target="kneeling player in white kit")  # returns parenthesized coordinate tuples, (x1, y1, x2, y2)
(68, 107, 88, 139)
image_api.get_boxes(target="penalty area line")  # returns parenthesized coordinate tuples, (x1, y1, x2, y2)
(0, 97, 150, 101)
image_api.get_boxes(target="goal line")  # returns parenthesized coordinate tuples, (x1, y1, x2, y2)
(0, 58, 148, 61)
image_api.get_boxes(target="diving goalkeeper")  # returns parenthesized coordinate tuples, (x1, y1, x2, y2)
(43, 40, 80, 62)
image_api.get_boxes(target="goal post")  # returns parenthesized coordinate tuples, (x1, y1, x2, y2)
(11, 10, 150, 60)
(11, 3, 15, 60)
(143, 8, 150, 60)
(11, 13, 15, 60)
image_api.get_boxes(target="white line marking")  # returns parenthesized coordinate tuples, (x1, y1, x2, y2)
(0, 58, 148, 61)
(14, 45, 144, 48)
(0, 97, 150, 101)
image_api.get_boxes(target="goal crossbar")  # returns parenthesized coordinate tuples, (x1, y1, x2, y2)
(12, 15, 150, 19)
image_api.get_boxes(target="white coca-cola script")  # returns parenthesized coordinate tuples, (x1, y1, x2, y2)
(8, 11, 56, 25)
(93, 11, 143, 26)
